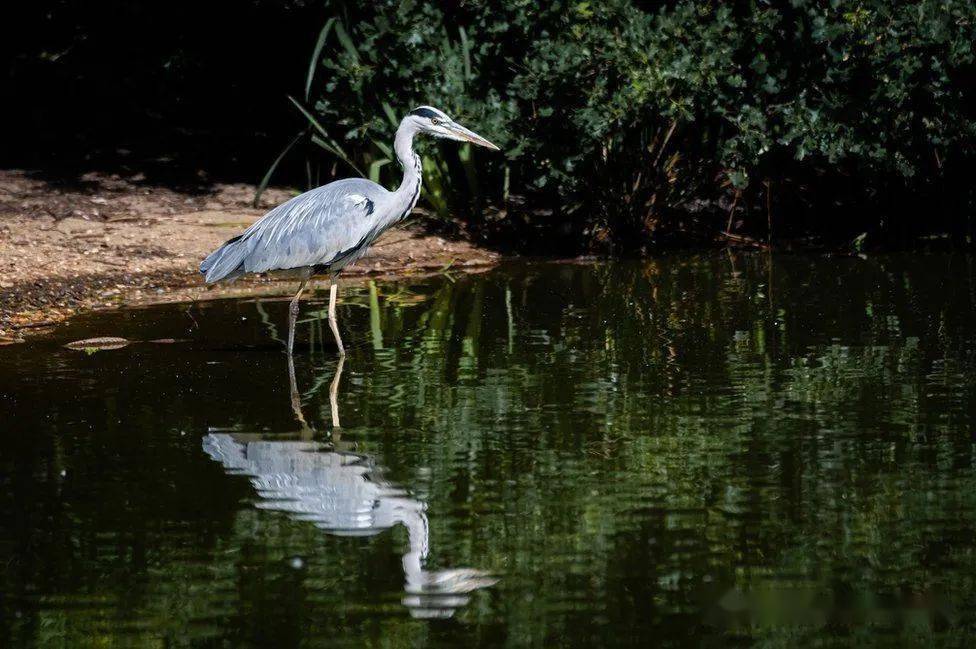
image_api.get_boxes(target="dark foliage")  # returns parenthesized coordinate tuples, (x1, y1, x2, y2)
(5, 1, 976, 250)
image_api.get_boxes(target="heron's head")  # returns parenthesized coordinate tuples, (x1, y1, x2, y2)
(407, 106, 499, 151)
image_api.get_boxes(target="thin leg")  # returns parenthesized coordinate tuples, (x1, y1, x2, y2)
(328, 278, 345, 356)
(287, 278, 308, 355)
(287, 350, 311, 434)
(329, 354, 345, 429)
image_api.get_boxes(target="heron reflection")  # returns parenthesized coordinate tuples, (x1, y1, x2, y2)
(202, 353, 496, 618)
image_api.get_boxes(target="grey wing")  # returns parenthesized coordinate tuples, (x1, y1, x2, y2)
(201, 179, 391, 283)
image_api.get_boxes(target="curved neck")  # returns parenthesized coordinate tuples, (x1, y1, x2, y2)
(399, 506, 430, 589)
(393, 119, 423, 201)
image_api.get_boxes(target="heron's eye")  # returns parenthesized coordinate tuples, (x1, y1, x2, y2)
(430, 118, 442, 126)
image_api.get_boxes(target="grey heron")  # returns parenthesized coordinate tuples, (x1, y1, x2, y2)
(200, 106, 499, 355)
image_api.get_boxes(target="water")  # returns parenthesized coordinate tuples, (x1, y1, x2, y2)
(2, 254, 976, 647)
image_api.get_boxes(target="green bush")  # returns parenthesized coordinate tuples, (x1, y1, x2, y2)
(273, 0, 976, 250)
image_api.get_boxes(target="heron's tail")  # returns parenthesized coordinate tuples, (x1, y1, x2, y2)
(200, 234, 251, 283)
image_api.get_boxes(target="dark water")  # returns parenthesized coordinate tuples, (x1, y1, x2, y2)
(2, 255, 976, 647)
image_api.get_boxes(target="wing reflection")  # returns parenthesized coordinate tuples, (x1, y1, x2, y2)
(203, 353, 496, 618)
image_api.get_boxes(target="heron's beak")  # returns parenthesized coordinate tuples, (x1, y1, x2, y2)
(449, 122, 500, 151)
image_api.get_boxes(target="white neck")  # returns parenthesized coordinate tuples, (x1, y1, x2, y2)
(390, 118, 423, 225)
(399, 504, 430, 591)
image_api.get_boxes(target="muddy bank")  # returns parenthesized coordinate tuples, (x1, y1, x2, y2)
(0, 170, 500, 341)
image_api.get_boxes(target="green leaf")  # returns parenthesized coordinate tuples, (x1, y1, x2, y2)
(334, 22, 360, 64)
(289, 95, 365, 176)
(288, 95, 330, 140)
(254, 128, 307, 207)
(368, 158, 390, 184)
(305, 18, 335, 101)
(370, 137, 393, 159)
(380, 101, 399, 127)
(459, 27, 472, 81)
(311, 134, 365, 176)
(728, 169, 750, 189)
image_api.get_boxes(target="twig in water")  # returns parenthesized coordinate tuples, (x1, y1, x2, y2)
(719, 230, 770, 250)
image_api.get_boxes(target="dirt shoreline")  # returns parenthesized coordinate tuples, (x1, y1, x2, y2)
(0, 170, 500, 342)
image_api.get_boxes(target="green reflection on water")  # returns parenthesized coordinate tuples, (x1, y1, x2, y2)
(1, 254, 975, 647)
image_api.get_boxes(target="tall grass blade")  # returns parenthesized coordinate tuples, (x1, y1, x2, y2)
(334, 22, 360, 64)
(370, 137, 392, 159)
(381, 101, 399, 127)
(289, 95, 365, 176)
(458, 143, 480, 204)
(305, 17, 335, 101)
(288, 95, 330, 139)
(422, 156, 452, 219)
(368, 158, 390, 184)
(311, 134, 365, 176)
(368, 281, 383, 350)
(459, 27, 472, 81)
(253, 128, 306, 207)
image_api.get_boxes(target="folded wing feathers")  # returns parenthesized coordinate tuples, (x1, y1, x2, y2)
(200, 181, 387, 284)
(200, 234, 253, 283)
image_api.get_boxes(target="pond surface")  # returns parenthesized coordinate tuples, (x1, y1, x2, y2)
(2, 254, 976, 647)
